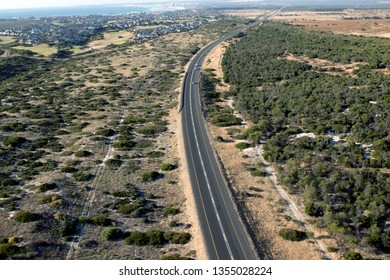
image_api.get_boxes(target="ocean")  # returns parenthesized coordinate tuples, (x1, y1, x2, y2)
(0, 4, 180, 19)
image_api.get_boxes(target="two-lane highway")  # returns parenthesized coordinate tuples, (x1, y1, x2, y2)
(181, 22, 259, 260)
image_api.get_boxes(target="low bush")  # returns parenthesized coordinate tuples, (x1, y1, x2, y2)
(100, 227, 123, 241)
(211, 113, 240, 127)
(136, 125, 167, 136)
(104, 158, 122, 168)
(160, 254, 192, 260)
(72, 172, 93, 182)
(124, 231, 147, 246)
(163, 207, 180, 216)
(279, 228, 306, 242)
(164, 232, 191, 244)
(36, 182, 57, 193)
(250, 169, 267, 177)
(344, 251, 363, 260)
(135, 139, 153, 148)
(60, 151, 73, 156)
(160, 163, 177, 171)
(95, 128, 115, 137)
(0, 243, 20, 259)
(235, 142, 251, 150)
(90, 215, 112, 226)
(145, 230, 166, 246)
(146, 151, 165, 158)
(74, 150, 92, 157)
(13, 211, 40, 223)
(140, 170, 160, 182)
(61, 166, 78, 173)
(3, 136, 27, 148)
(113, 139, 136, 150)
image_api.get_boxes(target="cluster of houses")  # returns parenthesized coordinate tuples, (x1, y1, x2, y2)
(0, 11, 226, 47)
(134, 20, 211, 43)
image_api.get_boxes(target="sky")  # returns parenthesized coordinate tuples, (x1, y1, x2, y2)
(0, 0, 177, 10)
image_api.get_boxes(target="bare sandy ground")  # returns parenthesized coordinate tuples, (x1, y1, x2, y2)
(229, 9, 390, 38)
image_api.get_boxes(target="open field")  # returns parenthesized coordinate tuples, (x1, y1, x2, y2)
(12, 44, 58, 56)
(88, 31, 134, 50)
(0, 36, 17, 45)
(274, 10, 390, 38)
(228, 9, 390, 38)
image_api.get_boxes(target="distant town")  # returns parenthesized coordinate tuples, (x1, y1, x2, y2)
(0, 10, 226, 47)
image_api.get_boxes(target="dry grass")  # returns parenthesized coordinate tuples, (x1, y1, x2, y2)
(88, 30, 134, 50)
(12, 44, 58, 56)
(0, 35, 17, 45)
(274, 10, 390, 38)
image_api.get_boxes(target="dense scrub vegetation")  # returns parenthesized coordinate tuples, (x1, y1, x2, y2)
(0, 18, 247, 259)
(222, 22, 390, 255)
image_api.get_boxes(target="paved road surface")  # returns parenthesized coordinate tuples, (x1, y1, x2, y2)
(181, 21, 259, 260)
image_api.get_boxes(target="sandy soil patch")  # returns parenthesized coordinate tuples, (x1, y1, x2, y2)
(203, 41, 236, 92)
(225, 10, 269, 19)
(282, 53, 366, 76)
(273, 10, 390, 38)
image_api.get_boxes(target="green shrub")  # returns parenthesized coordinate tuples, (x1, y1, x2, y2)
(145, 230, 166, 246)
(55, 219, 78, 237)
(74, 150, 92, 157)
(146, 151, 165, 158)
(64, 159, 80, 166)
(104, 158, 122, 168)
(0, 122, 27, 132)
(123, 115, 145, 125)
(215, 136, 224, 142)
(164, 232, 191, 244)
(135, 139, 153, 148)
(95, 128, 115, 137)
(113, 139, 136, 150)
(211, 113, 240, 127)
(124, 231, 147, 246)
(61, 166, 78, 173)
(279, 228, 306, 242)
(36, 182, 58, 192)
(304, 202, 323, 217)
(72, 172, 93, 182)
(235, 142, 251, 150)
(13, 211, 40, 223)
(160, 163, 177, 171)
(344, 251, 363, 260)
(160, 254, 192, 260)
(0, 243, 20, 259)
(38, 195, 60, 204)
(90, 215, 112, 226)
(250, 169, 267, 177)
(117, 202, 143, 215)
(136, 125, 167, 136)
(327, 246, 338, 253)
(3, 136, 27, 148)
(140, 170, 160, 182)
(60, 151, 74, 156)
(163, 207, 180, 216)
(100, 227, 123, 241)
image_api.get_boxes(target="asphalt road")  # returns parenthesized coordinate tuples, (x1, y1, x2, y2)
(180, 22, 259, 260)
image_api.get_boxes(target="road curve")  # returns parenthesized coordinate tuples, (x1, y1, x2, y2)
(181, 21, 259, 260)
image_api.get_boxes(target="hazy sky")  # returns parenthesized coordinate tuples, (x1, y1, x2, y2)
(0, 0, 179, 10)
